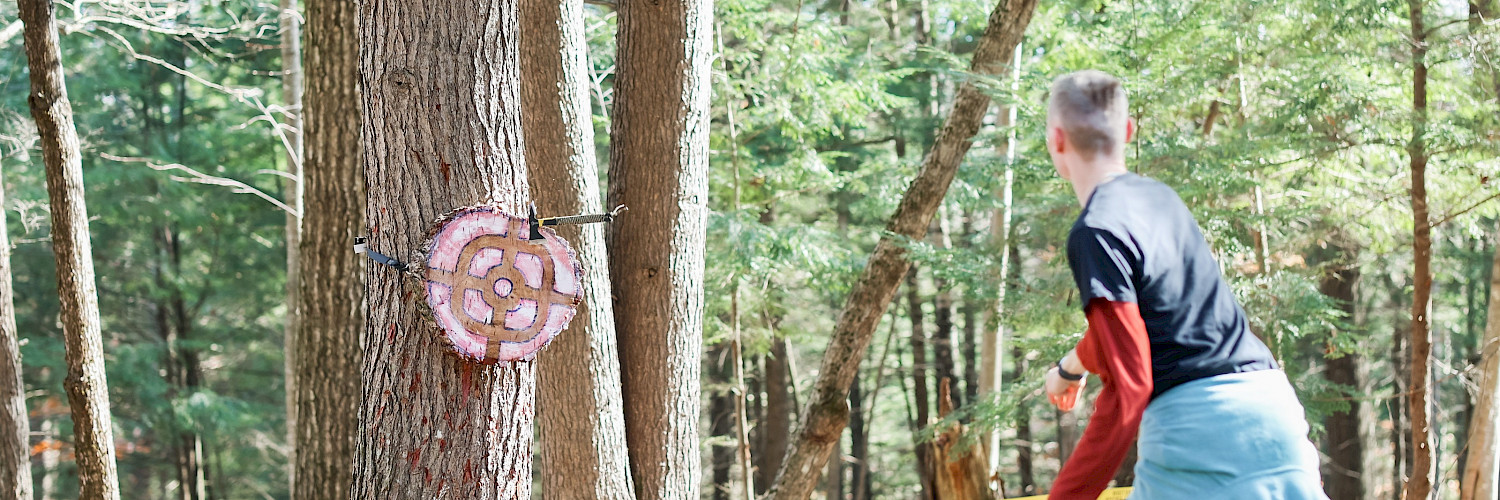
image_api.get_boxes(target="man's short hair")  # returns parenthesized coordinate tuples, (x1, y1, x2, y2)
(1049, 70, 1128, 157)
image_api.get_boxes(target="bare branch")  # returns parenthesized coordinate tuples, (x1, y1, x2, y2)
(92, 25, 263, 100)
(0, 21, 21, 48)
(87, 27, 302, 173)
(1431, 190, 1500, 228)
(100, 154, 301, 218)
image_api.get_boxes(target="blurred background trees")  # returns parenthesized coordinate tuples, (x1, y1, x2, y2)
(0, 0, 1496, 498)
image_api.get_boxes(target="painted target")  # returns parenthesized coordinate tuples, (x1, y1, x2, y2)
(423, 207, 582, 363)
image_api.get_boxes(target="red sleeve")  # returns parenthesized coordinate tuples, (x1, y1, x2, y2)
(1049, 299, 1153, 500)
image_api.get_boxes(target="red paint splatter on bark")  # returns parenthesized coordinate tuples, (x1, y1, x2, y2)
(460, 363, 473, 402)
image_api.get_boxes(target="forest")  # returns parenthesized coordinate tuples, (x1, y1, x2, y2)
(1, 0, 1498, 498)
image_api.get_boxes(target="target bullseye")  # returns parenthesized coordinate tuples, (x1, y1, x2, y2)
(423, 207, 583, 363)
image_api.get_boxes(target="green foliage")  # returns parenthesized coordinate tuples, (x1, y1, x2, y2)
(2, 0, 291, 495)
(0, 0, 1495, 496)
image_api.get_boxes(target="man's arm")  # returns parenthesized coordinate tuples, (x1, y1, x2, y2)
(1049, 298, 1153, 500)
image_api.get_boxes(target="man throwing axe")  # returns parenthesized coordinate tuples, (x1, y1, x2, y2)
(1040, 70, 1327, 500)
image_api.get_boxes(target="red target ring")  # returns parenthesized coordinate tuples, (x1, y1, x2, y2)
(424, 207, 582, 363)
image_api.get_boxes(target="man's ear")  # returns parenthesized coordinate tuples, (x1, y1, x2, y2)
(1051, 126, 1067, 154)
(1125, 117, 1136, 143)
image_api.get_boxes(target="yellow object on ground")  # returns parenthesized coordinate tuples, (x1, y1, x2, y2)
(1008, 486, 1132, 500)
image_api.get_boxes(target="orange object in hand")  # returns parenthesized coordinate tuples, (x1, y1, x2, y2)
(1050, 380, 1083, 412)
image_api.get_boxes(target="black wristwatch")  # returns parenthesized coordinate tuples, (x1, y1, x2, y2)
(1055, 360, 1084, 381)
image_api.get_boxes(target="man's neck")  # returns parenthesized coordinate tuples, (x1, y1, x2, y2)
(1071, 161, 1129, 206)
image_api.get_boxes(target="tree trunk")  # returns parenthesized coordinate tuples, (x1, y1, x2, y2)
(607, 0, 713, 495)
(153, 226, 209, 500)
(932, 290, 956, 408)
(1318, 242, 1365, 500)
(907, 269, 938, 500)
(1393, 298, 1412, 493)
(1112, 444, 1137, 487)
(351, 0, 536, 496)
(38, 418, 58, 500)
(960, 290, 978, 410)
(758, 338, 794, 493)
(763, 2, 1036, 495)
(294, 0, 363, 497)
(980, 44, 1022, 484)
(825, 443, 844, 500)
(932, 378, 997, 500)
(1058, 407, 1078, 467)
(0, 164, 29, 500)
(849, 376, 869, 500)
(958, 210, 979, 412)
(1462, 223, 1500, 500)
(1406, 0, 1437, 498)
(855, 313, 900, 500)
(1013, 345, 1034, 496)
(18, 0, 123, 497)
(908, 273, 935, 499)
(521, 0, 637, 497)
(1462, 4, 1499, 499)
(278, 0, 305, 491)
(712, 356, 735, 500)
(932, 220, 959, 410)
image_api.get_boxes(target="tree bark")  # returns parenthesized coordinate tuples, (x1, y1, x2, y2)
(1318, 242, 1364, 500)
(849, 376, 869, 500)
(294, 0, 363, 497)
(278, 0, 304, 491)
(764, 2, 1037, 496)
(932, 225, 959, 410)
(521, 0, 637, 497)
(980, 45, 1022, 484)
(1462, 4, 1499, 499)
(152, 232, 208, 500)
(352, 0, 536, 496)
(907, 269, 937, 500)
(1112, 444, 1137, 487)
(854, 313, 900, 500)
(932, 378, 996, 500)
(712, 353, 735, 500)
(1405, 0, 1437, 498)
(960, 290, 978, 410)
(1392, 294, 1412, 493)
(0, 165, 30, 500)
(607, 0, 713, 495)
(757, 338, 794, 493)
(1462, 223, 1500, 500)
(1057, 407, 1078, 467)
(18, 0, 122, 497)
(1013, 345, 1034, 496)
(38, 418, 58, 500)
(824, 442, 844, 500)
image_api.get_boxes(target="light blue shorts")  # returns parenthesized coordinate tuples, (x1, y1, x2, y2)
(1128, 369, 1328, 500)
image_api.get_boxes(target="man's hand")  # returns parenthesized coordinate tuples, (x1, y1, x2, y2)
(1046, 363, 1086, 412)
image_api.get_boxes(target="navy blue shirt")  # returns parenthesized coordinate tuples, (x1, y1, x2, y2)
(1066, 173, 1277, 399)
